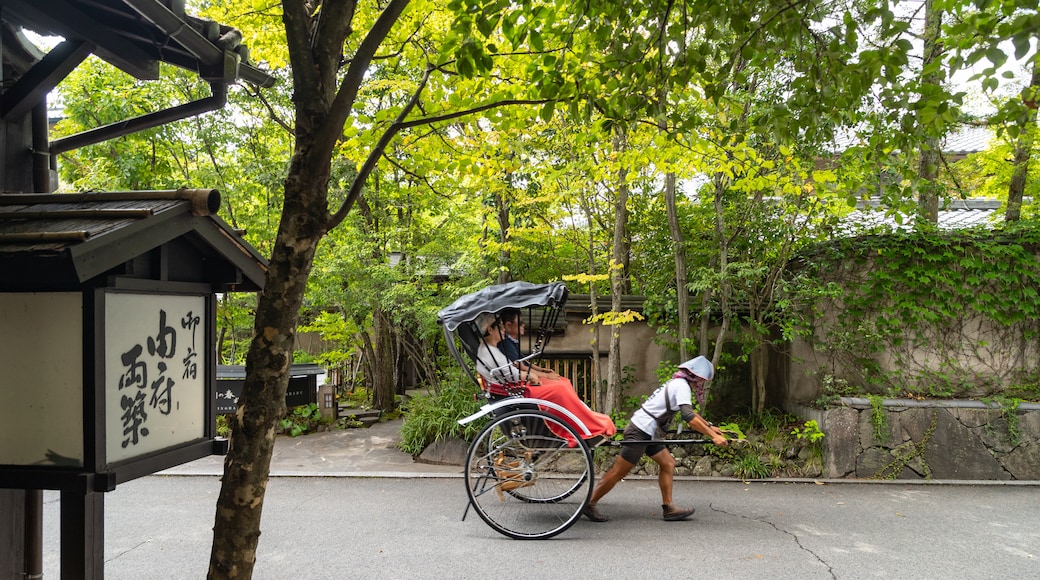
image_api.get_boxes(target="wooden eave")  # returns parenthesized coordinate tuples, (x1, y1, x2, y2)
(0, 189, 267, 292)
(0, 0, 274, 87)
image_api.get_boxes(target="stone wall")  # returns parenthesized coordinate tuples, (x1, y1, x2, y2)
(789, 398, 1040, 480)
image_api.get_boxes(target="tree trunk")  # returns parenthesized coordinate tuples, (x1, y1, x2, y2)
(208, 1, 410, 575)
(698, 288, 712, 356)
(217, 325, 227, 365)
(917, 0, 943, 224)
(606, 128, 629, 413)
(750, 340, 768, 414)
(1008, 56, 1040, 223)
(355, 314, 377, 395)
(665, 171, 689, 361)
(209, 173, 328, 578)
(372, 306, 396, 411)
(354, 195, 395, 412)
(495, 188, 511, 284)
(709, 173, 730, 393)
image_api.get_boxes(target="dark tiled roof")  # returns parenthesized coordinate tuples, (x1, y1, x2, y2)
(830, 125, 993, 155)
(941, 126, 993, 155)
(0, 189, 267, 290)
(842, 198, 1004, 234)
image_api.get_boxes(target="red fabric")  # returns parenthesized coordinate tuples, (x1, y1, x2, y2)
(528, 376, 616, 446)
(479, 375, 529, 398)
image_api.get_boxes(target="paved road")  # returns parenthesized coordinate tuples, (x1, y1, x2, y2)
(43, 476, 1039, 579)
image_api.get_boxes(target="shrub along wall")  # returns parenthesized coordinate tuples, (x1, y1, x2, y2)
(790, 399, 1040, 480)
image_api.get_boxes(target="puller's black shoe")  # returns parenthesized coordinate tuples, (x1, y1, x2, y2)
(582, 503, 609, 522)
(662, 504, 695, 521)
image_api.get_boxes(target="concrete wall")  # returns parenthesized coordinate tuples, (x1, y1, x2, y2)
(541, 301, 672, 399)
(789, 399, 1040, 480)
(785, 272, 1039, 405)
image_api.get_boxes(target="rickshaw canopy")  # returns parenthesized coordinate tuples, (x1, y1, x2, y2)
(437, 281, 568, 331)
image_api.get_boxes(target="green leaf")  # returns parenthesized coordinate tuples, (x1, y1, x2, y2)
(986, 46, 1007, 69)
(1013, 35, 1031, 60)
(539, 101, 555, 122)
(530, 28, 544, 52)
(476, 14, 495, 37)
(457, 54, 474, 77)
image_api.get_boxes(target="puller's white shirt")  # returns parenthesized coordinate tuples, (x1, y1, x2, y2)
(630, 377, 692, 436)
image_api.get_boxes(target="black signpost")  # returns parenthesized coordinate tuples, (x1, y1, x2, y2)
(0, 189, 267, 578)
(216, 364, 327, 414)
(0, 4, 275, 577)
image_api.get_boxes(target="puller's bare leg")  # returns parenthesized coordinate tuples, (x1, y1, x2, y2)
(649, 448, 676, 505)
(581, 456, 636, 522)
(589, 456, 635, 505)
(650, 448, 695, 521)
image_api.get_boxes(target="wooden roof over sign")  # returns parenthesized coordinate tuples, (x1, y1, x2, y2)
(1, 0, 273, 87)
(0, 189, 267, 291)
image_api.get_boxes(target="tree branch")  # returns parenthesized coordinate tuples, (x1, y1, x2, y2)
(396, 98, 555, 130)
(715, 0, 814, 90)
(247, 83, 294, 135)
(282, 0, 319, 101)
(382, 154, 450, 199)
(328, 63, 554, 228)
(316, 0, 410, 158)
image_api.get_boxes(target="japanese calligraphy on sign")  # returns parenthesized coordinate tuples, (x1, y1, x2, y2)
(105, 292, 206, 463)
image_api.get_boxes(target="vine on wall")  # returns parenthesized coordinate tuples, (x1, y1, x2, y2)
(784, 222, 1040, 402)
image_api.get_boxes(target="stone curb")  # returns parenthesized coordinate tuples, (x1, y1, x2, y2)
(157, 470, 1040, 486)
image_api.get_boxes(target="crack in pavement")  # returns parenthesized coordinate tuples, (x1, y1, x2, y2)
(710, 502, 837, 579)
(106, 539, 151, 564)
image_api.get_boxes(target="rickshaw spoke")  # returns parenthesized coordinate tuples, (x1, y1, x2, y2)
(463, 409, 592, 539)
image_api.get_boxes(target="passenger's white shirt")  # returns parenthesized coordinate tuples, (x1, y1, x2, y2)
(476, 342, 522, 384)
(630, 377, 692, 436)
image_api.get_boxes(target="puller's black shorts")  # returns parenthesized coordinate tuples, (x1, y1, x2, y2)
(619, 423, 665, 464)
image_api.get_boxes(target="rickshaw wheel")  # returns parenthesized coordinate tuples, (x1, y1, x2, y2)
(464, 409, 593, 540)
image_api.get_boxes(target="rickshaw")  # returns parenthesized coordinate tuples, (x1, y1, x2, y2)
(438, 281, 708, 539)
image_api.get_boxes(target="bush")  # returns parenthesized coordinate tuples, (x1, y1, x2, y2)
(398, 369, 484, 456)
(279, 403, 322, 437)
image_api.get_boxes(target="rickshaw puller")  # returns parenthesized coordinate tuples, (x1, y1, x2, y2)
(582, 356, 728, 522)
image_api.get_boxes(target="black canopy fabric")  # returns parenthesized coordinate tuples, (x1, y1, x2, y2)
(437, 281, 568, 331)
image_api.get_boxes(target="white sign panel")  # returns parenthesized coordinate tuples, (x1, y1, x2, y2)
(105, 292, 206, 464)
(0, 293, 84, 466)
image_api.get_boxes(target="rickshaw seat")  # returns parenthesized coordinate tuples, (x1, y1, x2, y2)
(478, 375, 530, 399)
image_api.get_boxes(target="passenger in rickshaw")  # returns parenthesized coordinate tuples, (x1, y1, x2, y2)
(474, 313, 616, 443)
(498, 308, 563, 381)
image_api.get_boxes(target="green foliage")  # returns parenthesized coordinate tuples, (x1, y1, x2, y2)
(754, 409, 788, 442)
(53, 0, 1040, 432)
(398, 370, 484, 456)
(986, 396, 1025, 447)
(705, 441, 737, 463)
(787, 224, 1040, 402)
(217, 293, 259, 365)
(279, 404, 323, 438)
(734, 453, 771, 480)
(611, 393, 646, 434)
(868, 395, 889, 444)
(874, 410, 938, 480)
(1004, 399, 1023, 447)
(216, 414, 231, 438)
(716, 422, 746, 441)
(814, 374, 858, 407)
(695, 413, 823, 478)
(791, 420, 825, 443)
(341, 387, 372, 409)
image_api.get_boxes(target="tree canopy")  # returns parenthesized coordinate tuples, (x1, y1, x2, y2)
(48, 0, 1038, 576)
